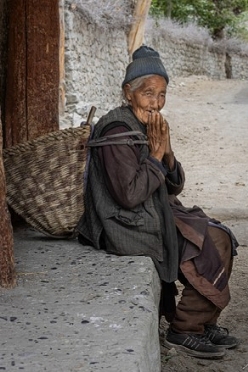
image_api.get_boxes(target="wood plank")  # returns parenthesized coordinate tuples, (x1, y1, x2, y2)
(59, 2, 65, 116)
(4, 0, 27, 147)
(26, 0, 59, 139)
(128, 0, 152, 57)
(4, 0, 60, 147)
(0, 108, 16, 288)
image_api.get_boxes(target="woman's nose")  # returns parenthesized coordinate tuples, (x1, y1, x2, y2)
(150, 96, 159, 109)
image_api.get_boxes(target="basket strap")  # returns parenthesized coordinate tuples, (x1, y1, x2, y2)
(87, 131, 148, 147)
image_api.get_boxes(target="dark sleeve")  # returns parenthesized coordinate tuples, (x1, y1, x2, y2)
(149, 155, 185, 196)
(97, 124, 165, 209)
(165, 160, 185, 196)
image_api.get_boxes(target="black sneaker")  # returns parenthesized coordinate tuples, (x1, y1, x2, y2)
(204, 324, 239, 349)
(163, 329, 226, 359)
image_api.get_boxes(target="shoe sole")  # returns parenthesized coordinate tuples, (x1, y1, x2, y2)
(163, 339, 226, 359)
(212, 342, 239, 349)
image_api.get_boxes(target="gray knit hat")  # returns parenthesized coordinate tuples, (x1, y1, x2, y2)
(122, 45, 169, 87)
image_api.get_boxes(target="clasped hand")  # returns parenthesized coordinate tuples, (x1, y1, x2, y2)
(147, 111, 174, 169)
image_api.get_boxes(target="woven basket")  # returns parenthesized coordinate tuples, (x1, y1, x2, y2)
(3, 125, 91, 238)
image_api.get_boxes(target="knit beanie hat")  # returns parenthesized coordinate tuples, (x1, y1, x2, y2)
(122, 45, 169, 87)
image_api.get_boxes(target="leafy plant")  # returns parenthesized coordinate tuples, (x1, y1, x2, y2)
(150, 0, 248, 39)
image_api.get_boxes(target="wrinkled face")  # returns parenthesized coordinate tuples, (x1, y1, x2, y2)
(124, 75, 167, 125)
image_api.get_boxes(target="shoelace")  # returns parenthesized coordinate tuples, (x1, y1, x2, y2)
(193, 334, 213, 345)
(206, 325, 229, 335)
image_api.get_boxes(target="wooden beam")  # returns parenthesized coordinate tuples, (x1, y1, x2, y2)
(26, 0, 60, 139)
(4, 0, 27, 147)
(59, 1, 65, 116)
(0, 108, 16, 288)
(4, 0, 60, 147)
(128, 0, 151, 57)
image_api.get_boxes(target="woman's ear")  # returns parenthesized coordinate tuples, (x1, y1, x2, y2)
(123, 84, 132, 102)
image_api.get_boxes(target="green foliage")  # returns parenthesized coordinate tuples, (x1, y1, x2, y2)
(150, 0, 248, 39)
(230, 10, 248, 39)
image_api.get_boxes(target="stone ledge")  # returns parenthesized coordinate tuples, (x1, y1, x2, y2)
(0, 226, 161, 372)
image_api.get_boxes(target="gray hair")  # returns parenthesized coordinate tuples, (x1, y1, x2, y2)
(122, 74, 156, 105)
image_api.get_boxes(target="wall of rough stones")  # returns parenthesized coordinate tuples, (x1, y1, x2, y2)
(61, 6, 248, 127)
(61, 3, 129, 127)
(231, 53, 248, 79)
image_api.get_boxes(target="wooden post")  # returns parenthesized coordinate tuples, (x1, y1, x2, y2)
(4, 0, 26, 147)
(59, 0, 65, 116)
(26, 0, 60, 140)
(0, 109, 16, 288)
(4, 0, 60, 147)
(128, 0, 151, 58)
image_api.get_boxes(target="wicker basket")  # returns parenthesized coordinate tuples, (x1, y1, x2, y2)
(3, 125, 91, 238)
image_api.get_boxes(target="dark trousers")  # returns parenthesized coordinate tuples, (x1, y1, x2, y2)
(160, 226, 233, 334)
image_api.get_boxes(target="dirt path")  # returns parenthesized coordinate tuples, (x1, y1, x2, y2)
(160, 76, 248, 372)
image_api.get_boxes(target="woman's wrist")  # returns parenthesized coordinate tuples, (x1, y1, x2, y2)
(163, 151, 175, 171)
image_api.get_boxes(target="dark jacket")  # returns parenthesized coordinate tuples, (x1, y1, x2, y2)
(77, 106, 184, 282)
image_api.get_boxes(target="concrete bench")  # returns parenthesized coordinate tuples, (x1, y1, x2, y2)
(0, 227, 161, 372)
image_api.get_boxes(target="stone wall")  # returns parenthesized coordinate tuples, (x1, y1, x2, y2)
(231, 53, 248, 79)
(61, 6, 248, 127)
(61, 3, 129, 127)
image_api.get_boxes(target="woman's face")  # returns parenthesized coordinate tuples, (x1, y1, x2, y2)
(124, 75, 167, 125)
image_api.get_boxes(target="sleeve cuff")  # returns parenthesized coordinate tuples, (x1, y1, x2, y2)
(166, 159, 180, 184)
(148, 156, 168, 177)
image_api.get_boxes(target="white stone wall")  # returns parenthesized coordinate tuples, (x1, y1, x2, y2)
(61, 5, 129, 127)
(231, 53, 248, 79)
(61, 6, 248, 127)
(136, 34, 247, 81)
(146, 35, 212, 78)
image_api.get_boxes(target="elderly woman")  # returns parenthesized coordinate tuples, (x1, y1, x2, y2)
(77, 45, 239, 359)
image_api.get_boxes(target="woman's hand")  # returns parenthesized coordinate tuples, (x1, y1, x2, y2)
(147, 112, 175, 170)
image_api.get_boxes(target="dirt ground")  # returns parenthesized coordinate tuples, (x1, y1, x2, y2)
(159, 76, 248, 372)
